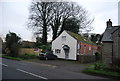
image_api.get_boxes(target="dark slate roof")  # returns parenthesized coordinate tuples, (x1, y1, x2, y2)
(102, 26, 119, 42)
(66, 31, 96, 45)
(111, 26, 120, 34)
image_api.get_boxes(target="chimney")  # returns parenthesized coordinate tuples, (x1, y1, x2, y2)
(106, 19, 112, 27)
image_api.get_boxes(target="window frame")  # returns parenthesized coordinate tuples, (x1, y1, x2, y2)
(61, 36, 66, 41)
(83, 45, 86, 55)
(55, 49, 61, 54)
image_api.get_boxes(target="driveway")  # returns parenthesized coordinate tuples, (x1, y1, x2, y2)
(25, 59, 92, 73)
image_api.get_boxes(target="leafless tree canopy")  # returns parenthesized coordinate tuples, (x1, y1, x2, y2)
(28, 0, 94, 43)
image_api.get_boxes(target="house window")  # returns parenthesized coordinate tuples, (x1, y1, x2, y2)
(92, 50, 95, 55)
(89, 47, 91, 51)
(61, 36, 66, 41)
(55, 49, 61, 54)
(77, 44, 80, 49)
(83, 45, 86, 54)
(77, 44, 81, 54)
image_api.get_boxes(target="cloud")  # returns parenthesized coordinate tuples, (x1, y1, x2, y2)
(77, 0, 119, 34)
(1, 0, 31, 2)
(1, 1, 32, 41)
(0, 0, 119, 41)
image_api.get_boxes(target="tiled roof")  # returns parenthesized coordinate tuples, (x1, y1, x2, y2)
(102, 26, 119, 42)
(66, 31, 96, 45)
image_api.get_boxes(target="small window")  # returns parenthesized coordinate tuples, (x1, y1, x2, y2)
(84, 45, 86, 54)
(89, 47, 91, 51)
(61, 36, 66, 41)
(55, 49, 61, 54)
(77, 44, 80, 49)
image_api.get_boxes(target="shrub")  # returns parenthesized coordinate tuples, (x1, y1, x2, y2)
(83, 67, 120, 77)
(94, 62, 120, 73)
(94, 62, 106, 70)
(19, 53, 37, 59)
(95, 52, 101, 61)
(40, 44, 51, 51)
(105, 65, 120, 73)
(5, 32, 21, 57)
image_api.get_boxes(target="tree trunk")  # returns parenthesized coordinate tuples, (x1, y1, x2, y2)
(42, 22, 47, 45)
(58, 19, 66, 36)
(52, 33, 57, 41)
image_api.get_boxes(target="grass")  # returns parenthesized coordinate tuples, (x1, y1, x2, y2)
(83, 67, 120, 78)
(18, 53, 38, 60)
(2, 53, 38, 61)
(2, 55, 23, 61)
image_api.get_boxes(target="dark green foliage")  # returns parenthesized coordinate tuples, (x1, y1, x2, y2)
(39, 44, 51, 52)
(34, 39, 51, 51)
(90, 34, 97, 43)
(83, 67, 120, 77)
(52, 17, 81, 40)
(105, 65, 120, 73)
(83, 62, 120, 78)
(19, 53, 37, 60)
(95, 52, 101, 61)
(5, 32, 21, 57)
(5, 32, 21, 47)
(63, 18, 80, 34)
(94, 62, 106, 70)
(90, 34, 103, 45)
(34, 37, 43, 47)
(94, 62, 120, 73)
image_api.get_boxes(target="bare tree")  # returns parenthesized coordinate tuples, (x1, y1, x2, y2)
(28, 1, 53, 44)
(50, 2, 94, 40)
(28, 1, 94, 42)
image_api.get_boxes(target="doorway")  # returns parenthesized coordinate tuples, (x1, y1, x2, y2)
(62, 45, 70, 60)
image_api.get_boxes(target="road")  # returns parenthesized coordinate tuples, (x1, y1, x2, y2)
(1, 58, 109, 80)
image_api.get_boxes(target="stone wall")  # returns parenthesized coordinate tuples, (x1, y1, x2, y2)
(112, 28, 120, 64)
(77, 55, 95, 63)
(102, 42, 112, 64)
(112, 29, 119, 61)
(118, 28, 120, 60)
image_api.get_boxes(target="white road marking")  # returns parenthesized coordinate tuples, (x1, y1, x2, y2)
(0, 63, 8, 67)
(28, 61, 57, 68)
(17, 69, 47, 80)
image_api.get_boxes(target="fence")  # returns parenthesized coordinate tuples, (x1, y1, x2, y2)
(19, 48, 42, 55)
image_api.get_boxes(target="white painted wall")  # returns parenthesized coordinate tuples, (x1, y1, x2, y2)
(52, 31, 77, 60)
(118, 1, 120, 25)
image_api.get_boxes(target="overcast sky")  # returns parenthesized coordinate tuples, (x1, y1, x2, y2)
(0, 0, 119, 41)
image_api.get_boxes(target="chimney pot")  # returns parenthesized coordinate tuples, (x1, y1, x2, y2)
(106, 19, 112, 27)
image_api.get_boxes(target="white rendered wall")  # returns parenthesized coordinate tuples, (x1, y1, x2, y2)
(52, 31, 77, 60)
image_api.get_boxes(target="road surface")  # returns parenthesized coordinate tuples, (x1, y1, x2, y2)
(1, 58, 109, 80)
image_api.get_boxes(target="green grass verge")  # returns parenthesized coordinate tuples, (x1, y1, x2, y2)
(2, 55, 23, 61)
(19, 53, 38, 60)
(83, 67, 120, 77)
(2, 53, 38, 61)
